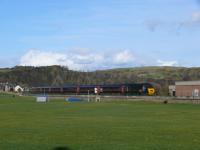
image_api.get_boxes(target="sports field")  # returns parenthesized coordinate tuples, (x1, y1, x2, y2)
(0, 93, 200, 150)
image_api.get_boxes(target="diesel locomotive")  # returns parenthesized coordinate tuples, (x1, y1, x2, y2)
(30, 83, 156, 96)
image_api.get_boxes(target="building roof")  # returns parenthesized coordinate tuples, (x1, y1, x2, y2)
(175, 81, 200, 86)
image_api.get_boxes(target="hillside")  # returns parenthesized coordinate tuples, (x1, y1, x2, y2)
(0, 66, 200, 95)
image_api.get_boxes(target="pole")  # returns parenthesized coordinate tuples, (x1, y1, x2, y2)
(88, 90, 90, 102)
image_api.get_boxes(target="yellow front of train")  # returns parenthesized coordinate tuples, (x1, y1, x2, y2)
(147, 88, 156, 96)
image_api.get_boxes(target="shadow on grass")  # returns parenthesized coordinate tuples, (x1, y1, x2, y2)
(53, 146, 71, 150)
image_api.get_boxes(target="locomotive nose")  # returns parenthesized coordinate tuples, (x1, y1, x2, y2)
(148, 88, 156, 95)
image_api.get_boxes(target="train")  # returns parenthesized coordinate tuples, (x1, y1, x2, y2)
(30, 83, 156, 96)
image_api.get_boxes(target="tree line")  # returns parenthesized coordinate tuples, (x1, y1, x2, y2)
(0, 65, 200, 95)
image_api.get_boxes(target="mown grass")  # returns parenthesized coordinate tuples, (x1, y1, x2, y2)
(0, 93, 200, 150)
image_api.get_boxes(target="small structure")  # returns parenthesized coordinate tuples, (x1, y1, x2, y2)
(169, 85, 176, 96)
(14, 85, 24, 93)
(36, 96, 48, 102)
(5, 84, 10, 92)
(95, 96, 101, 102)
(175, 81, 200, 97)
(0, 82, 14, 92)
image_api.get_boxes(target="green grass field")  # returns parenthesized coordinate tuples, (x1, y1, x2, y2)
(1, 93, 200, 150)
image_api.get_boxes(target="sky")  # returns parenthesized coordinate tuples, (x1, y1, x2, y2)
(0, 0, 200, 70)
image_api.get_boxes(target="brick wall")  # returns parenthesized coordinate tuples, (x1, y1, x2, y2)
(176, 85, 200, 97)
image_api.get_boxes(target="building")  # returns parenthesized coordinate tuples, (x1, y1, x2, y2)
(175, 81, 200, 97)
(0, 83, 5, 91)
(14, 85, 24, 93)
(169, 85, 176, 96)
(0, 82, 14, 92)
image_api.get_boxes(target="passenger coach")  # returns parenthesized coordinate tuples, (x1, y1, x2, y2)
(30, 83, 156, 96)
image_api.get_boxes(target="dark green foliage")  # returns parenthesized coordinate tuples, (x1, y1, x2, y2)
(1, 66, 200, 95)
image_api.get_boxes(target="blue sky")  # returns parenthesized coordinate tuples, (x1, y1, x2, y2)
(0, 0, 200, 70)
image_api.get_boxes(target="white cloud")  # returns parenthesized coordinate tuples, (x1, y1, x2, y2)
(191, 11, 200, 23)
(20, 49, 184, 69)
(145, 11, 200, 32)
(20, 49, 104, 70)
(20, 49, 141, 70)
(20, 50, 66, 66)
(113, 50, 135, 65)
(157, 60, 179, 66)
(179, 11, 200, 27)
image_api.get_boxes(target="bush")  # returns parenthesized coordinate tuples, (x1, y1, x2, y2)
(163, 100, 168, 104)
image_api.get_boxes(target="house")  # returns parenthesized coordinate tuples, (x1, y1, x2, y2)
(175, 81, 200, 97)
(14, 85, 24, 93)
(0, 82, 14, 92)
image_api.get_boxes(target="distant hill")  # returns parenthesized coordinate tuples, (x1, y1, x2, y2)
(0, 65, 200, 95)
